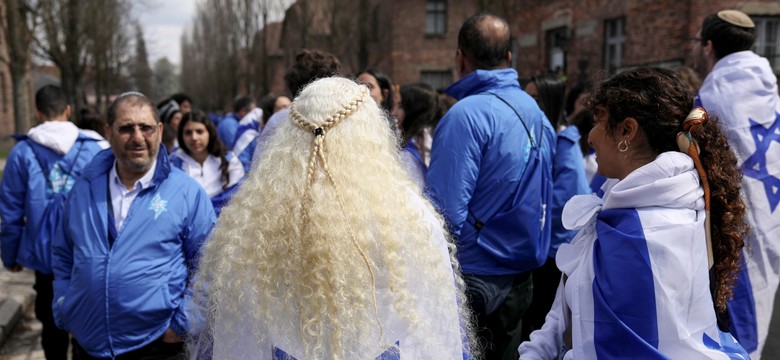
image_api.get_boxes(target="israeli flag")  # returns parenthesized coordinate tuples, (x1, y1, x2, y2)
(233, 107, 263, 172)
(519, 153, 751, 360)
(696, 50, 780, 358)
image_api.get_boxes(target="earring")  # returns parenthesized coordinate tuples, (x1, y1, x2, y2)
(618, 139, 630, 153)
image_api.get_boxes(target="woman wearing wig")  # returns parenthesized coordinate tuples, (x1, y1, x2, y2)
(519, 68, 750, 359)
(170, 110, 244, 216)
(188, 77, 475, 359)
(392, 82, 441, 190)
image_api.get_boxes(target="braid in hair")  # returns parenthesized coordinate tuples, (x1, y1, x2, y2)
(289, 86, 389, 345)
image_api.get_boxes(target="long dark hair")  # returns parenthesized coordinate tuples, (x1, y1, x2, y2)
(587, 67, 748, 311)
(530, 74, 566, 127)
(399, 82, 440, 141)
(178, 110, 231, 189)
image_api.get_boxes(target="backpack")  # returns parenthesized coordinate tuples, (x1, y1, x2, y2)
(467, 93, 553, 272)
(27, 139, 85, 273)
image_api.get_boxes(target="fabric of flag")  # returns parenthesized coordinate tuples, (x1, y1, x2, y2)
(233, 107, 263, 172)
(695, 50, 780, 358)
(519, 152, 751, 360)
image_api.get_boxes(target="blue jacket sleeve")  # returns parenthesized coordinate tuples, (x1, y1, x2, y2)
(550, 127, 591, 257)
(169, 186, 216, 337)
(51, 192, 74, 330)
(425, 109, 483, 238)
(0, 146, 29, 268)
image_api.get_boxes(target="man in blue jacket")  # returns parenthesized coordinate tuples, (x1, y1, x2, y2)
(1, 85, 106, 360)
(426, 14, 556, 360)
(217, 96, 255, 151)
(51, 92, 216, 359)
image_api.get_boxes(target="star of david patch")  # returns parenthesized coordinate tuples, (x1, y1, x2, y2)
(741, 113, 780, 212)
(148, 193, 168, 220)
(46, 163, 74, 195)
(272, 341, 400, 360)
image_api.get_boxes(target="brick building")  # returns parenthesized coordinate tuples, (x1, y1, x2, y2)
(273, 0, 779, 93)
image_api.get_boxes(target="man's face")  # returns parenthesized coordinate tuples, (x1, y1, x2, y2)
(107, 102, 162, 177)
(691, 31, 708, 77)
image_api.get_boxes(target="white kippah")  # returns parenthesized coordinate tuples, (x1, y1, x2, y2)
(717, 10, 755, 28)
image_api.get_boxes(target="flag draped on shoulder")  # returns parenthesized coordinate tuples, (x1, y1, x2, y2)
(519, 152, 751, 360)
(696, 50, 780, 357)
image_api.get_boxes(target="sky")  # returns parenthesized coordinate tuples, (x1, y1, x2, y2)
(137, 0, 197, 67)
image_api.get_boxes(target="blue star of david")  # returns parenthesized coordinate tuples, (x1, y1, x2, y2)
(272, 341, 400, 360)
(741, 112, 780, 212)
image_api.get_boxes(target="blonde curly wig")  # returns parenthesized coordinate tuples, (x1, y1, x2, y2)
(189, 77, 476, 359)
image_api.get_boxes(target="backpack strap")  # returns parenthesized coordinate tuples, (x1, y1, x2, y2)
(466, 92, 540, 231)
(28, 140, 86, 193)
(485, 92, 538, 147)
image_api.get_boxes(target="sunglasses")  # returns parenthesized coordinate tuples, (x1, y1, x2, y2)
(116, 124, 157, 136)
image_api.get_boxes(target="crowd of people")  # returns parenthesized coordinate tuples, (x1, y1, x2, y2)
(1, 8, 778, 360)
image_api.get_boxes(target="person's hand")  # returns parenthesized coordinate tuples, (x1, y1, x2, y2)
(5, 264, 23, 272)
(161, 327, 182, 343)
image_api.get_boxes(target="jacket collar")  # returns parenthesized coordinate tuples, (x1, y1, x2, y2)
(444, 68, 520, 100)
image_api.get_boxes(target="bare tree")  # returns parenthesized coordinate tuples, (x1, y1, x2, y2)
(131, 22, 153, 97)
(1, 0, 36, 132)
(181, 0, 292, 110)
(34, 0, 89, 114)
(34, 0, 136, 113)
(87, 0, 132, 111)
(153, 57, 178, 101)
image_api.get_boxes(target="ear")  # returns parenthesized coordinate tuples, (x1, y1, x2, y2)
(104, 123, 112, 141)
(506, 51, 512, 66)
(456, 49, 466, 77)
(620, 117, 642, 141)
(381, 88, 389, 103)
(704, 40, 715, 59)
(64, 105, 72, 119)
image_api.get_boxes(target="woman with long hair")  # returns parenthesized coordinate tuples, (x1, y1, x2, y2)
(519, 67, 750, 359)
(188, 77, 476, 359)
(170, 110, 244, 216)
(392, 82, 441, 189)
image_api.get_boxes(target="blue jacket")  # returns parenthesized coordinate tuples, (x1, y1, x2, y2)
(1, 133, 104, 273)
(51, 147, 216, 358)
(550, 126, 590, 258)
(426, 68, 556, 275)
(216, 113, 240, 151)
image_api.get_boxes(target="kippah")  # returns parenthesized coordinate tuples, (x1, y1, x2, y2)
(717, 10, 755, 28)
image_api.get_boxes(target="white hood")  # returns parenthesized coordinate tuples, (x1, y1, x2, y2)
(26, 121, 80, 155)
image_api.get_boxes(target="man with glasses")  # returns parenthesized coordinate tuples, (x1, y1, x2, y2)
(692, 10, 780, 359)
(51, 92, 216, 359)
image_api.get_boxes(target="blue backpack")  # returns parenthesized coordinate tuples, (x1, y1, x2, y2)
(467, 93, 553, 272)
(25, 139, 85, 273)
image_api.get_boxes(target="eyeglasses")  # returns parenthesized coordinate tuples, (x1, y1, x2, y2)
(116, 124, 157, 136)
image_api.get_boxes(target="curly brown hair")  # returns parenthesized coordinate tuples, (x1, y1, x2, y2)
(696, 119, 749, 311)
(587, 67, 749, 311)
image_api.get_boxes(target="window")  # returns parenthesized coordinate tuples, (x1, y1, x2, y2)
(426, 0, 447, 36)
(754, 16, 780, 73)
(547, 27, 569, 73)
(421, 70, 452, 90)
(604, 17, 625, 74)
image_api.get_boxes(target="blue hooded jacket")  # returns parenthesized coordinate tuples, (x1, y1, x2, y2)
(426, 68, 556, 275)
(51, 146, 215, 358)
(1, 132, 104, 273)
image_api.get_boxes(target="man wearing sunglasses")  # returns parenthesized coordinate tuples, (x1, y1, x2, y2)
(51, 92, 216, 359)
